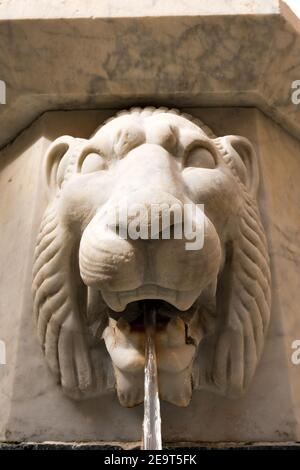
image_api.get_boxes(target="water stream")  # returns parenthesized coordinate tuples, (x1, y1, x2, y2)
(142, 303, 162, 450)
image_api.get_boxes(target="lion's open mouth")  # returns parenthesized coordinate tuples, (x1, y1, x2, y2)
(109, 300, 170, 331)
(101, 293, 201, 407)
(107, 298, 197, 334)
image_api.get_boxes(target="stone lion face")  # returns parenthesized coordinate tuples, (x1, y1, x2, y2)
(33, 108, 271, 407)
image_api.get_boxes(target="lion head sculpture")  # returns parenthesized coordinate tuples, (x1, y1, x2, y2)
(32, 107, 271, 407)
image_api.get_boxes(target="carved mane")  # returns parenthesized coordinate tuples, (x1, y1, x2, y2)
(32, 138, 114, 398)
(193, 137, 271, 396)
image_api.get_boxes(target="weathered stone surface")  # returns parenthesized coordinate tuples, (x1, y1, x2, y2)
(1, 1, 300, 149)
(0, 0, 281, 19)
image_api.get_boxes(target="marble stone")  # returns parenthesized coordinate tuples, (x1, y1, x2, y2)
(0, 1, 281, 19)
(1, 1, 300, 149)
(1, 108, 300, 444)
(32, 107, 271, 409)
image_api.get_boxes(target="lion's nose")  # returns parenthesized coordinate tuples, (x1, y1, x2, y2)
(111, 190, 185, 239)
(116, 143, 185, 196)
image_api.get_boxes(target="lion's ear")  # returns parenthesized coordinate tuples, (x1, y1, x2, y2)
(44, 136, 87, 199)
(220, 136, 259, 198)
(44, 136, 74, 198)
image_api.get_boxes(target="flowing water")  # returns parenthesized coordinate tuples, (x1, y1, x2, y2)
(142, 303, 162, 450)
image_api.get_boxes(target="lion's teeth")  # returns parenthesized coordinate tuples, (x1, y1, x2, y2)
(166, 317, 186, 347)
(176, 288, 201, 310)
(101, 291, 126, 312)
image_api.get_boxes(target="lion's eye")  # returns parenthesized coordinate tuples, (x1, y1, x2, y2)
(185, 147, 215, 169)
(81, 153, 107, 173)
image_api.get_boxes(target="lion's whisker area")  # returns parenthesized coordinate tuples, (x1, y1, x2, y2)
(142, 302, 162, 450)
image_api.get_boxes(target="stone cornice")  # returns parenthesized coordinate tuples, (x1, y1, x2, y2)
(0, 0, 300, 148)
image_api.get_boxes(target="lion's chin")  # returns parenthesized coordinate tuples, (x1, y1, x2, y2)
(102, 298, 202, 407)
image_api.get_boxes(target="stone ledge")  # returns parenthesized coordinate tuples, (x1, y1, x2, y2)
(0, 0, 281, 20)
(1, 1, 300, 149)
(1, 441, 300, 450)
